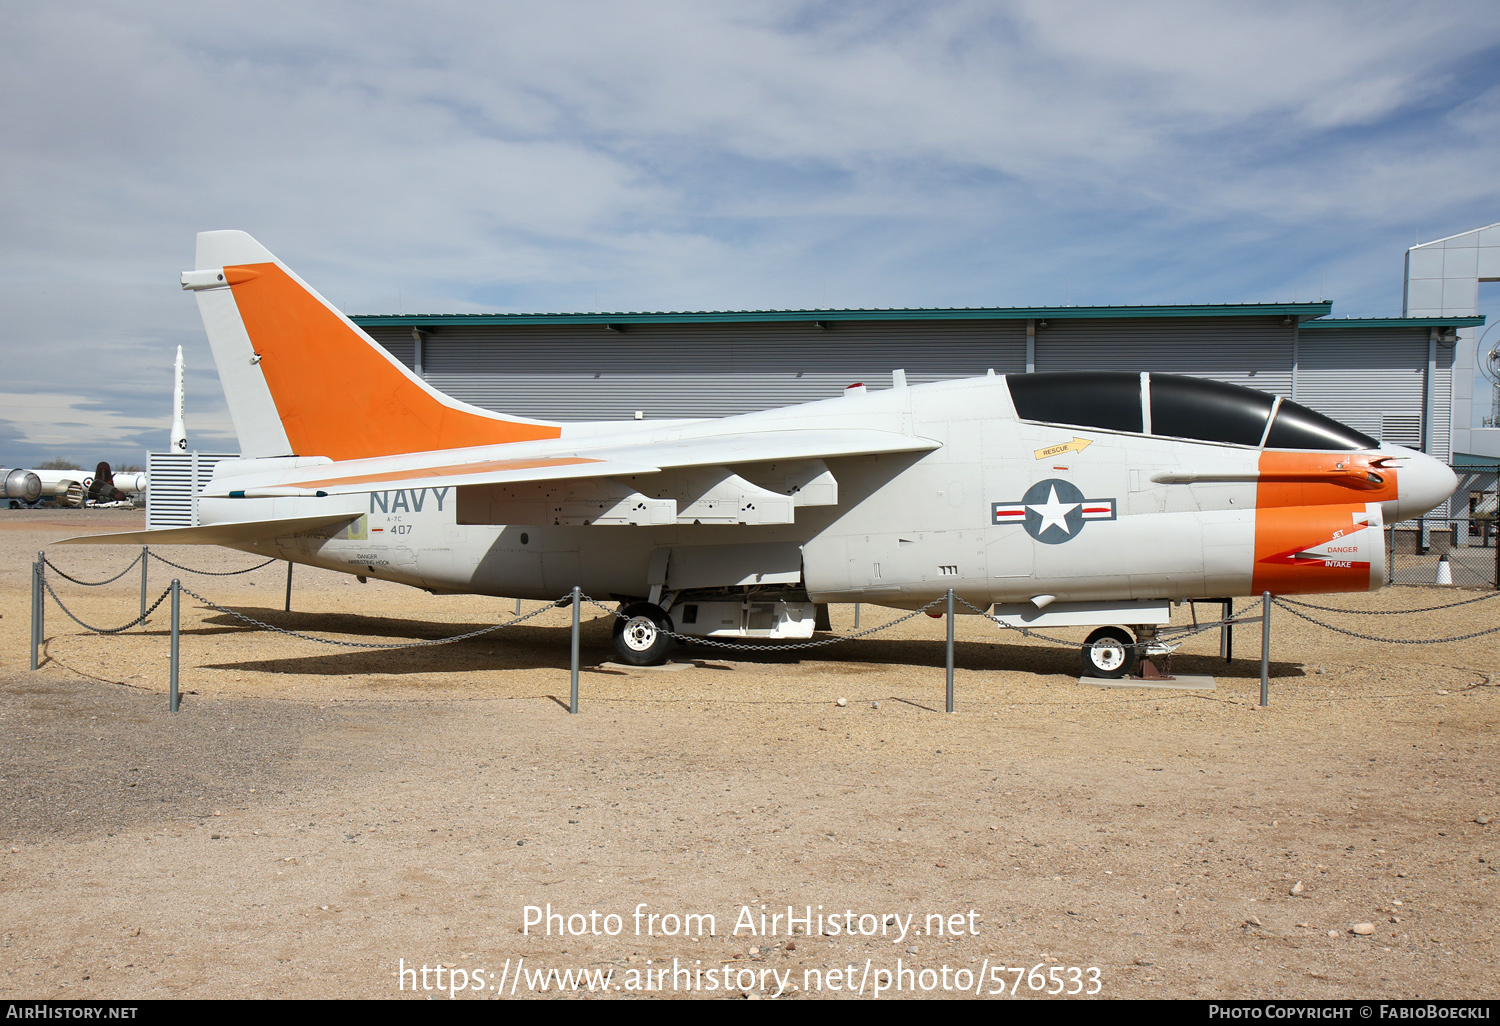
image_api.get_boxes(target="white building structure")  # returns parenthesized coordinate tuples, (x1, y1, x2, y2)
(1404, 221, 1500, 460)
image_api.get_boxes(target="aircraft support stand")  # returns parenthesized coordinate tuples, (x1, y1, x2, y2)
(945, 589, 955, 713)
(169, 579, 181, 713)
(1260, 591, 1271, 707)
(570, 585, 581, 715)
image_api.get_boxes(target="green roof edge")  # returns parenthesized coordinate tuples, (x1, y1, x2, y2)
(1299, 316, 1485, 329)
(350, 301, 1334, 328)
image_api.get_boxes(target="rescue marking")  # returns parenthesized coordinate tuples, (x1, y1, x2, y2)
(1033, 437, 1092, 460)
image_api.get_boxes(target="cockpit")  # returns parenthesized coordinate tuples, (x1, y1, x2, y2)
(1005, 372, 1379, 451)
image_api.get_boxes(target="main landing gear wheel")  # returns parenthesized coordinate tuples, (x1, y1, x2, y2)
(1082, 626, 1136, 679)
(612, 602, 674, 666)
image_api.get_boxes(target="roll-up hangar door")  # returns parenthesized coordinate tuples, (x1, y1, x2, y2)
(1295, 327, 1448, 458)
(366, 319, 1027, 421)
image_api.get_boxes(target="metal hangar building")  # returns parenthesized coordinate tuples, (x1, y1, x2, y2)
(351, 302, 1481, 468)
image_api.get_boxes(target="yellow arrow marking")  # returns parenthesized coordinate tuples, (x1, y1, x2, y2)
(1034, 437, 1093, 460)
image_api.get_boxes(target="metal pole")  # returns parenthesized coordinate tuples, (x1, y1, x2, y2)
(30, 559, 40, 671)
(170, 579, 181, 713)
(1494, 520, 1499, 590)
(854, 603, 861, 628)
(1387, 526, 1394, 585)
(140, 546, 148, 622)
(1220, 598, 1232, 663)
(945, 588, 955, 714)
(515, 598, 522, 614)
(284, 561, 293, 612)
(1259, 591, 1271, 708)
(35, 551, 44, 670)
(570, 585, 581, 714)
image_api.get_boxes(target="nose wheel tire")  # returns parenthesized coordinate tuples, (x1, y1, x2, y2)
(1082, 626, 1135, 679)
(612, 602, 674, 666)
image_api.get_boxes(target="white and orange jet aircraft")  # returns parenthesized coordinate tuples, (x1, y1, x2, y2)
(70, 231, 1458, 674)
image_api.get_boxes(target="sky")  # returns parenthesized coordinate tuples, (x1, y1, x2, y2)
(3, 0, 1500, 469)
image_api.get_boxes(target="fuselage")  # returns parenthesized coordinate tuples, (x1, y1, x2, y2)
(201, 372, 1456, 610)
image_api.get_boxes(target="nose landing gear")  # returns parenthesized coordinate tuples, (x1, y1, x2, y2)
(1081, 624, 1180, 680)
(1082, 627, 1135, 679)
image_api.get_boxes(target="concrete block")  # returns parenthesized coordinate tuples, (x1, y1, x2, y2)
(1080, 674, 1217, 691)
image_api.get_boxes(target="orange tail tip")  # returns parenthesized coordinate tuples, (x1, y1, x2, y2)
(187, 231, 560, 462)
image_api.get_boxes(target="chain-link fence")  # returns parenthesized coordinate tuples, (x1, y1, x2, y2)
(1386, 518, 1500, 588)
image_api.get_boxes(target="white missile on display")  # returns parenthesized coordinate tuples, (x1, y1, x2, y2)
(171, 345, 187, 451)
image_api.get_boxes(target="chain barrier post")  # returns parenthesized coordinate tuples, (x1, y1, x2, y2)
(854, 603, 861, 628)
(284, 561, 293, 612)
(515, 598, 522, 614)
(30, 559, 41, 671)
(570, 586, 581, 714)
(945, 588, 955, 714)
(1260, 591, 1271, 707)
(36, 551, 45, 669)
(169, 579, 181, 713)
(1494, 520, 1499, 590)
(1220, 598, 1232, 663)
(140, 545, 148, 622)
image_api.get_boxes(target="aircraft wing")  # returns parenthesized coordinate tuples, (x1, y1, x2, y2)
(580, 428, 939, 469)
(205, 428, 939, 497)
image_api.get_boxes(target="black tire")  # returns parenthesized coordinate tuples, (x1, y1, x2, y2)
(1082, 626, 1135, 679)
(612, 602, 674, 666)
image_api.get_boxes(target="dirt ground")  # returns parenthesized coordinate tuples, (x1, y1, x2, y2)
(0, 509, 1495, 1001)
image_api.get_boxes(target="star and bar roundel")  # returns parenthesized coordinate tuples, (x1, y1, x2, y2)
(991, 478, 1117, 545)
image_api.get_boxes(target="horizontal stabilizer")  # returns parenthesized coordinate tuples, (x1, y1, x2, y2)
(57, 511, 363, 547)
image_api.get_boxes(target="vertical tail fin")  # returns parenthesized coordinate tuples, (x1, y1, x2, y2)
(183, 231, 560, 461)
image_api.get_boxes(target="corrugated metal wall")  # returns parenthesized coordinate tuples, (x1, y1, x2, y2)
(367, 320, 1026, 420)
(1295, 328, 1445, 456)
(1032, 317, 1295, 394)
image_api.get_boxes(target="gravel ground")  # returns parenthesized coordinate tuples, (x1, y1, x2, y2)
(0, 509, 1496, 1000)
